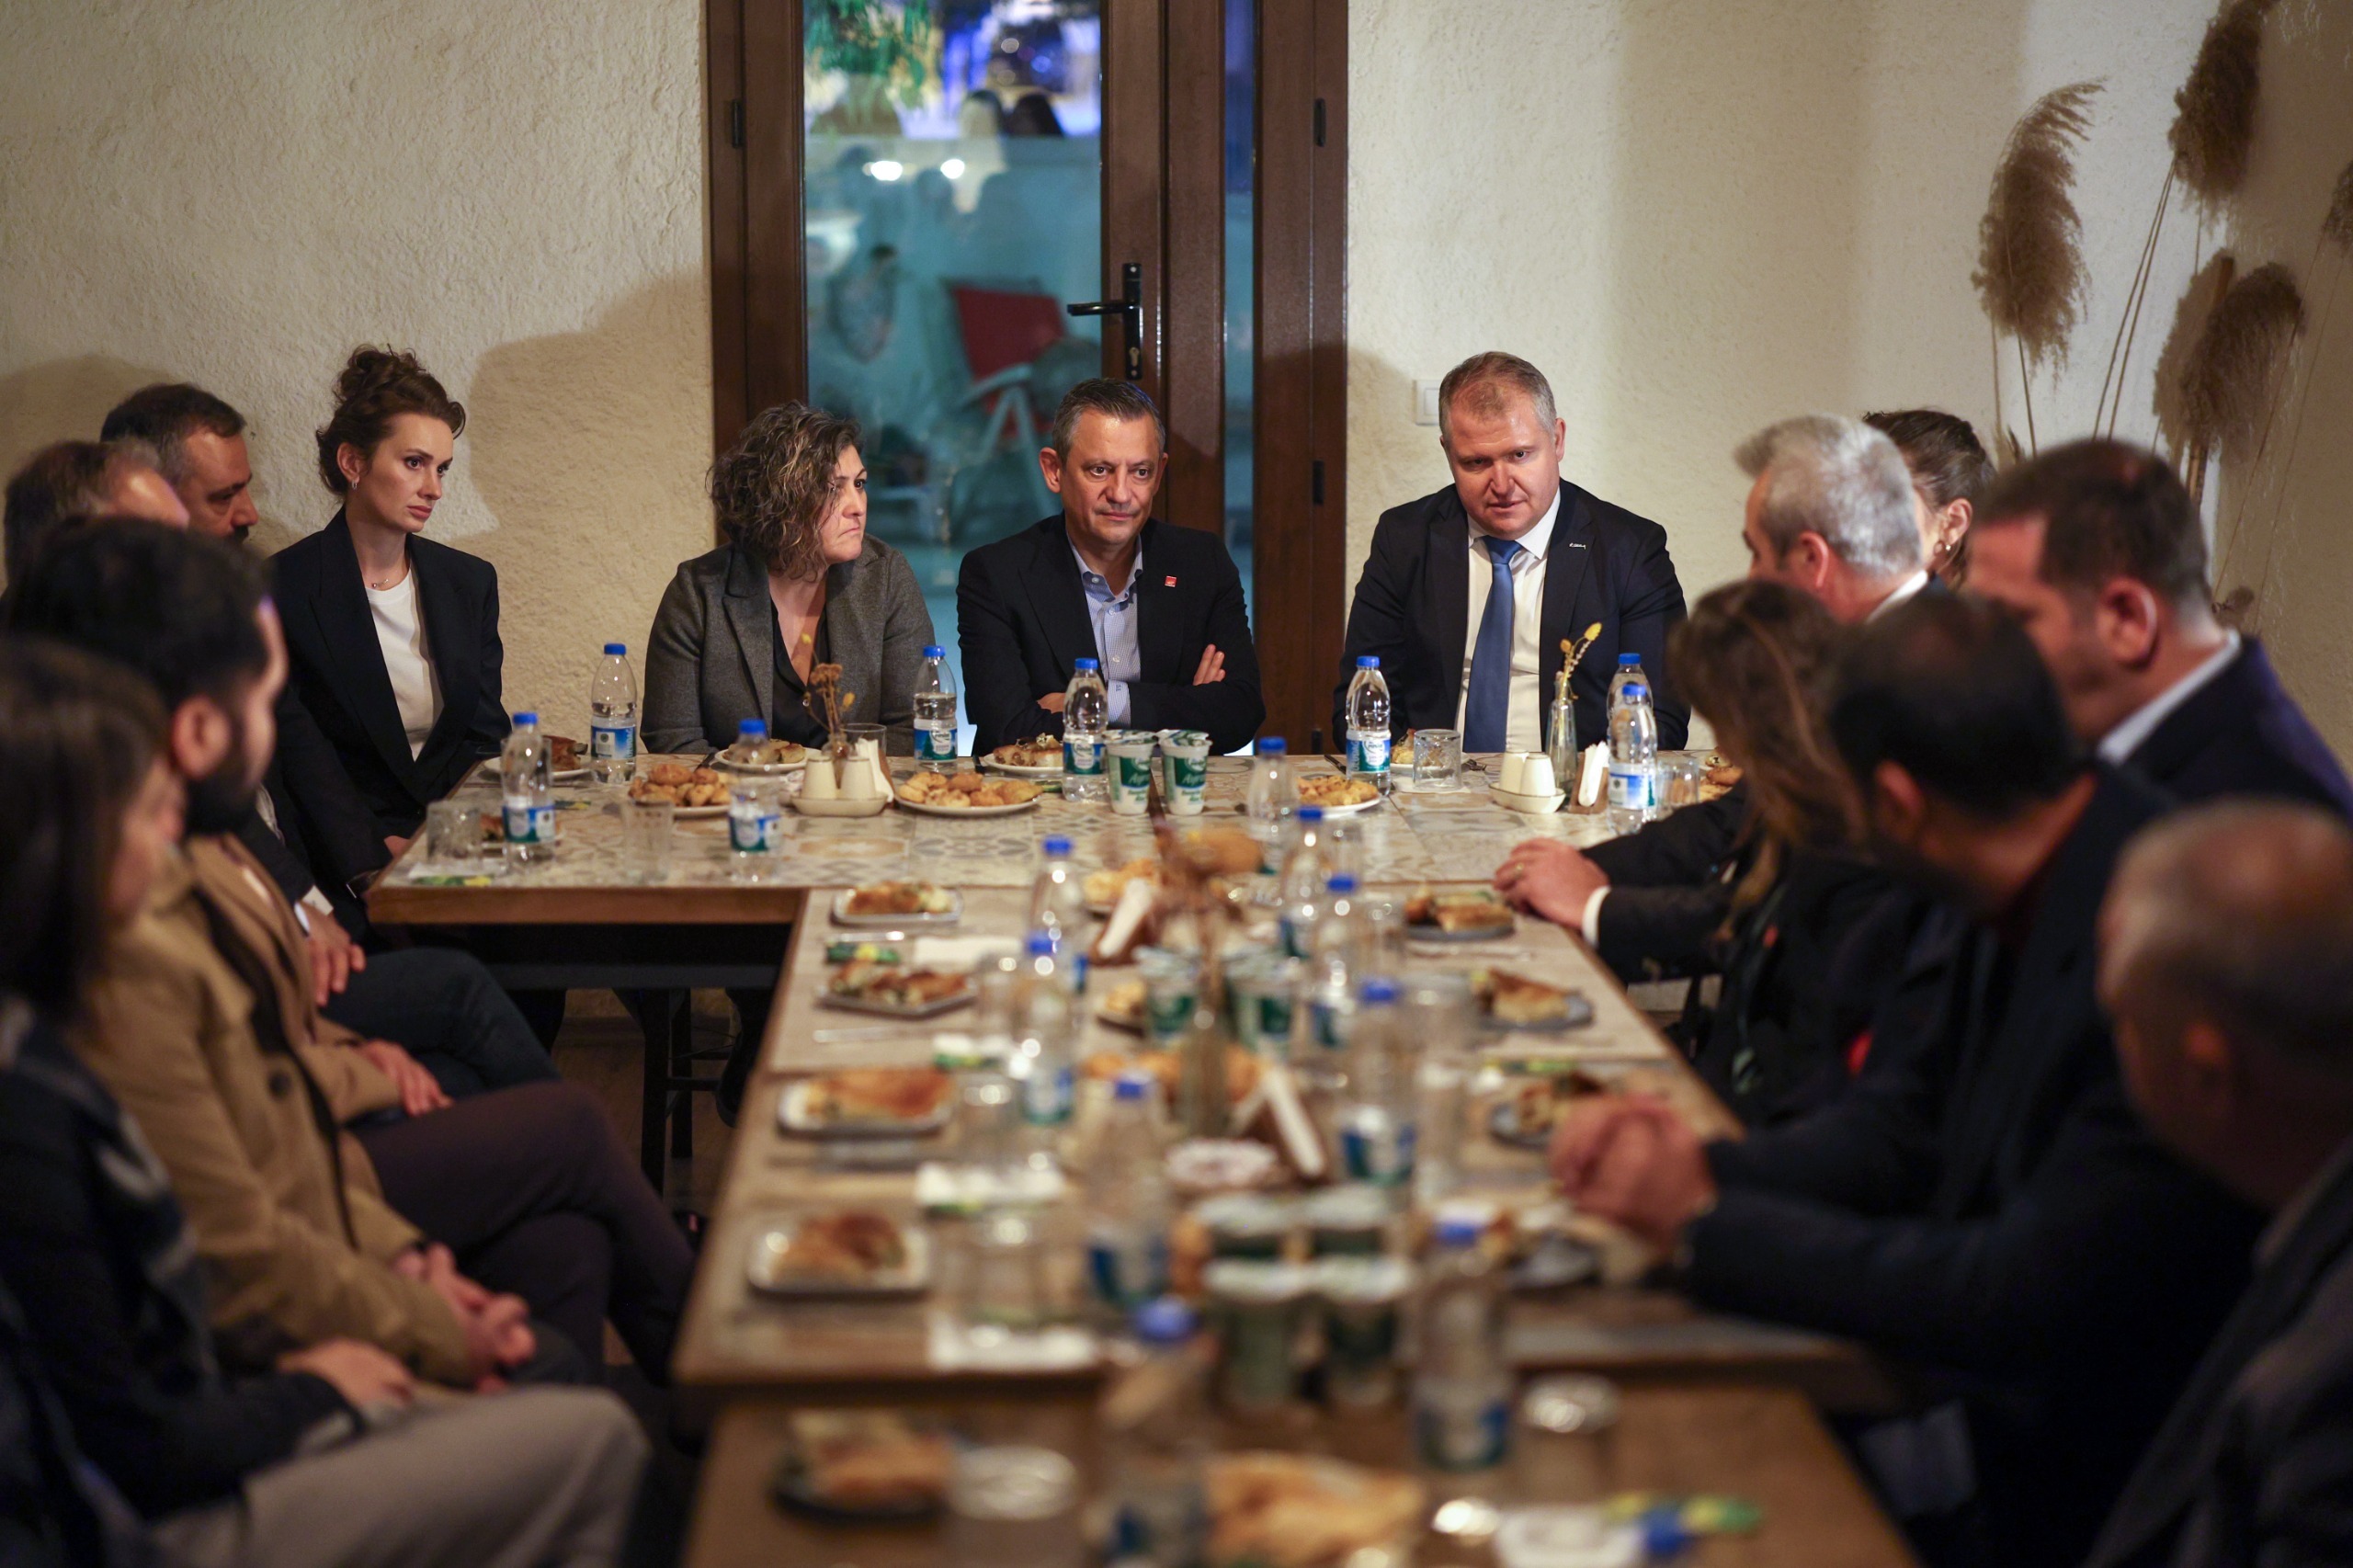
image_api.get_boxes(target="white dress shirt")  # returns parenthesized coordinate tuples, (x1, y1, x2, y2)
(2097, 631, 2241, 766)
(1456, 490, 1563, 754)
(1869, 569, 1932, 620)
(1072, 541, 1142, 725)
(367, 571, 442, 759)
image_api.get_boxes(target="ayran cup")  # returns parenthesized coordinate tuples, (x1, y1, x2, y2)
(1158, 729, 1211, 815)
(1107, 730, 1158, 815)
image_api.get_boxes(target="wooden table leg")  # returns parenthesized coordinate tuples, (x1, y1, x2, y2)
(639, 987, 684, 1190)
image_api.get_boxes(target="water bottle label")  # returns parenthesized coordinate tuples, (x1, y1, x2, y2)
(1347, 732, 1392, 776)
(1607, 764, 1657, 812)
(503, 802, 554, 846)
(590, 722, 636, 761)
(1340, 1112, 1416, 1185)
(729, 803, 781, 853)
(1415, 1394, 1511, 1472)
(917, 724, 958, 763)
(1063, 737, 1104, 778)
(1086, 1232, 1170, 1309)
(1020, 1063, 1074, 1126)
(1311, 998, 1348, 1051)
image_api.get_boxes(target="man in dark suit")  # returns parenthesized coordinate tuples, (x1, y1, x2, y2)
(1969, 437, 2351, 817)
(958, 378, 1262, 756)
(1502, 414, 1932, 974)
(2086, 802, 2353, 1568)
(1336, 351, 1688, 756)
(1550, 597, 2262, 1568)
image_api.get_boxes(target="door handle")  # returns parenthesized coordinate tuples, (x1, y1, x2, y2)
(1067, 261, 1143, 382)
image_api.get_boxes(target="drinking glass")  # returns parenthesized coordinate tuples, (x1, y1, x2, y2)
(1413, 728, 1463, 790)
(945, 1446, 1083, 1568)
(423, 800, 480, 870)
(843, 722, 890, 794)
(619, 800, 674, 882)
(1659, 755, 1709, 812)
(961, 1210, 1051, 1333)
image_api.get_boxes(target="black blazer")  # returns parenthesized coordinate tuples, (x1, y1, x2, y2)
(1585, 787, 1748, 976)
(2086, 1140, 2353, 1568)
(1687, 768, 2264, 1567)
(2121, 638, 2353, 815)
(1335, 481, 1688, 751)
(957, 516, 1264, 756)
(271, 514, 506, 840)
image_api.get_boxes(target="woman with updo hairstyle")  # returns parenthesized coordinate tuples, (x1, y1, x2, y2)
(1864, 407, 1994, 588)
(642, 401, 934, 756)
(271, 347, 506, 850)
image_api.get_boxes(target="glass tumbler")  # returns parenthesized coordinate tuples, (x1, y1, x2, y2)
(423, 800, 481, 870)
(619, 800, 674, 883)
(1413, 728, 1463, 790)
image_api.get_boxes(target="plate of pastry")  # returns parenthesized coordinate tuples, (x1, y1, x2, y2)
(1083, 858, 1161, 915)
(1296, 774, 1382, 814)
(746, 1211, 930, 1297)
(1487, 1070, 1616, 1150)
(768, 1410, 959, 1519)
(1205, 1452, 1427, 1568)
(980, 733, 1067, 778)
(831, 882, 961, 927)
(894, 770, 1046, 814)
(821, 961, 975, 1019)
(546, 734, 590, 782)
(779, 1067, 957, 1137)
(713, 736, 810, 776)
(628, 764, 732, 816)
(1404, 887, 1516, 941)
(1470, 968, 1594, 1032)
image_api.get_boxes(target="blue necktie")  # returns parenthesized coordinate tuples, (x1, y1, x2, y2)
(1464, 537, 1521, 753)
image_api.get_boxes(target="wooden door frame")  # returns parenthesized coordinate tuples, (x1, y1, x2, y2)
(703, 0, 1347, 745)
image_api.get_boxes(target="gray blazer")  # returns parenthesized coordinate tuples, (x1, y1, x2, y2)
(642, 539, 935, 755)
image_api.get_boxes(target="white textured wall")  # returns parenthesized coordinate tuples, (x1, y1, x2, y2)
(0, 0, 713, 736)
(1347, 0, 2223, 622)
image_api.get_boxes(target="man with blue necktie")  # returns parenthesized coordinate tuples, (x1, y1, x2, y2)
(1335, 352, 1688, 756)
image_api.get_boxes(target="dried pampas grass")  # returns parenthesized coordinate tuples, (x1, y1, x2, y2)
(1975, 81, 2104, 371)
(2154, 252, 2237, 463)
(2192, 264, 2304, 467)
(2169, 0, 2278, 207)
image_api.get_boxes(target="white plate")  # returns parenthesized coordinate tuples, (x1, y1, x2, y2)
(819, 982, 975, 1020)
(1491, 787, 1568, 815)
(662, 803, 729, 820)
(746, 1220, 930, 1297)
(831, 888, 962, 927)
(778, 1080, 955, 1139)
(894, 794, 1042, 818)
(713, 753, 809, 776)
(980, 756, 1066, 779)
(791, 793, 891, 818)
(551, 767, 593, 784)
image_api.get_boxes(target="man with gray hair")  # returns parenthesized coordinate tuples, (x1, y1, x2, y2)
(101, 381, 259, 542)
(2086, 801, 2353, 1568)
(1337, 350, 1688, 755)
(1735, 413, 1928, 623)
(3, 437, 187, 584)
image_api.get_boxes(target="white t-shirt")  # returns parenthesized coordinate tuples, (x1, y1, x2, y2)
(366, 571, 442, 758)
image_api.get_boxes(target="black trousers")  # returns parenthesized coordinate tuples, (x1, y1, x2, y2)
(356, 1083, 693, 1381)
(324, 948, 561, 1097)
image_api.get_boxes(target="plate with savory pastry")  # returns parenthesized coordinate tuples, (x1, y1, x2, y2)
(1404, 887, 1516, 941)
(745, 1211, 930, 1297)
(831, 882, 961, 927)
(768, 1410, 959, 1519)
(628, 763, 733, 816)
(1469, 967, 1594, 1032)
(1083, 858, 1161, 915)
(981, 733, 1067, 777)
(1488, 1069, 1614, 1150)
(821, 961, 975, 1019)
(1206, 1452, 1427, 1568)
(894, 769, 1046, 814)
(713, 735, 809, 775)
(546, 734, 589, 782)
(780, 1067, 957, 1137)
(1295, 774, 1382, 813)
(1092, 976, 1148, 1033)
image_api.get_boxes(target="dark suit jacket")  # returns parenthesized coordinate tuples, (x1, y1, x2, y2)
(1687, 767, 2264, 1568)
(1335, 481, 1688, 751)
(957, 517, 1264, 756)
(270, 514, 506, 840)
(2121, 639, 2353, 815)
(2086, 1141, 2353, 1568)
(1585, 787, 1747, 976)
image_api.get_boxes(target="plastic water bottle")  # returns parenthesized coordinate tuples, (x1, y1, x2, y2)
(726, 719, 784, 880)
(1303, 872, 1365, 1059)
(1029, 835, 1090, 994)
(1063, 659, 1110, 801)
(1277, 806, 1330, 959)
(1345, 656, 1393, 793)
(1108, 1297, 1211, 1567)
(913, 644, 959, 766)
(1414, 1209, 1513, 1474)
(1606, 652, 1660, 834)
(500, 712, 555, 865)
(1245, 737, 1298, 865)
(588, 642, 639, 784)
(1011, 932, 1076, 1165)
(1336, 979, 1415, 1187)
(1085, 1072, 1173, 1313)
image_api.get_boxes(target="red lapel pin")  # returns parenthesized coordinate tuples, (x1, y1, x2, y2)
(1164, 574, 1178, 587)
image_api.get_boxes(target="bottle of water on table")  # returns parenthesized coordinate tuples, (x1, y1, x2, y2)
(1277, 806, 1330, 959)
(1606, 652, 1660, 835)
(1108, 1297, 1212, 1566)
(1063, 659, 1109, 802)
(500, 712, 554, 865)
(1337, 978, 1415, 1187)
(588, 642, 639, 784)
(1029, 835, 1089, 994)
(1012, 932, 1076, 1167)
(726, 719, 783, 881)
(1414, 1208, 1513, 1474)
(913, 644, 959, 766)
(1245, 736, 1299, 868)
(1345, 656, 1393, 793)
(1084, 1071, 1173, 1313)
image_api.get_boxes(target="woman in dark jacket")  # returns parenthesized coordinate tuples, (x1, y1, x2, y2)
(271, 348, 506, 852)
(0, 637, 643, 1564)
(643, 402, 934, 756)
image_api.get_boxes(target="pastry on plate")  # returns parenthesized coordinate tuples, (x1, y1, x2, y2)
(776, 1210, 909, 1281)
(1296, 774, 1379, 809)
(843, 881, 954, 917)
(780, 1411, 954, 1511)
(895, 770, 1044, 809)
(1404, 888, 1514, 934)
(1206, 1452, 1426, 1568)
(987, 733, 1063, 769)
(826, 961, 972, 1010)
(801, 1066, 954, 1125)
(629, 765, 729, 807)
(1470, 967, 1575, 1027)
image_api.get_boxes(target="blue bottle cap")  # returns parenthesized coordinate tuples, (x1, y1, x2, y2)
(512, 711, 539, 726)
(1618, 652, 1642, 665)
(1434, 1214, 1484, 1247)
(1257, 737, 1288, 755)
(1327, 872, 1358, 894)
(737, 718, 768, 738)
(1297, 805, 1324, 823)
(1074, 657, 1101, 671)
(923, 644, 946, 658)
(1360, 978, 1399, 1006)
(1042, 835, 1073, 857)
(1357, 655, 1381, 669)
(1113, 1071, 1154, 1102)
(1133, 1296, 1199, 1345)
(1026, 931, 1055, 958)
(604, 642, 627, 655)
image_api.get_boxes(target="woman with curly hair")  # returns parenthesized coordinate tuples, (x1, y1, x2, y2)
(642, 403, 934, 755)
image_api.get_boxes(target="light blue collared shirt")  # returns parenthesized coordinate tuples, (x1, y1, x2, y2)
(1074, 542, 1142, 725)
